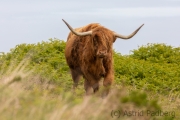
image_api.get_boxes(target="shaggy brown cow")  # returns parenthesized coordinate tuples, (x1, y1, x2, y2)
(62, 19, 144, 96)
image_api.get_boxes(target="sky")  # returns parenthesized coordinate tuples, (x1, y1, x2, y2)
(0, 0, 180, 55)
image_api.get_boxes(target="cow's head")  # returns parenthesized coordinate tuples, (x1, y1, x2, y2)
(62, 19, 144, 58)
(91, 27, 115, 58)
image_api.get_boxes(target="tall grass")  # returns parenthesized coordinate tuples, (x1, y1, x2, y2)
(0, 67, 170, 120)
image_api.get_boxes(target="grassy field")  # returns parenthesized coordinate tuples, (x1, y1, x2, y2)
(0, 38, 180, 120)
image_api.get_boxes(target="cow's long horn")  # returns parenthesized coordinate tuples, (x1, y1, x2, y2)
(62, 19, 92, 36)
(114, 24, 144, 39)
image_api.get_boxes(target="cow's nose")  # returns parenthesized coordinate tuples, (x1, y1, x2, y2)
(97, 50, 107, 58)
(99, 50, 107, 55)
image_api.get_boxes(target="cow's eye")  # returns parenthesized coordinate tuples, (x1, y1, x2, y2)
(93, 38, 97, 45)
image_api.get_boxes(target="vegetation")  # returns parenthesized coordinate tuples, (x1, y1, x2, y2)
(114, 43, 180, 94)
(0, 38, 179, 120)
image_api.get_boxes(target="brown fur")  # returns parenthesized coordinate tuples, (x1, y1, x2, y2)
(65, 23, 116, 96)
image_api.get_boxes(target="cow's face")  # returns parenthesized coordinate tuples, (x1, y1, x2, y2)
(92, 30, 113, 58)
(93, 35, 107, 58)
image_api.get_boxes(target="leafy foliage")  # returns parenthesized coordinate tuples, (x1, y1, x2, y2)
(1, 40, 180, 94)
(114, 43, 180, 94)
(0, 38, 71, 91)
(130, 43, 180, 64)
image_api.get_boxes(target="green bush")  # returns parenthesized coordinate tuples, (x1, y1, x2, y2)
(114, 43, 180, 94)
(0, 38, 71, 90)
(1, 40, 180, 95)
(130, 43, 180, 64)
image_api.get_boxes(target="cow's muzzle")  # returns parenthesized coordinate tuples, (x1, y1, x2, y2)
(97, 50, 107, 58)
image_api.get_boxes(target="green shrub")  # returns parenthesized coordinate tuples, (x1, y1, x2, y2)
(114, 44, 180, 94)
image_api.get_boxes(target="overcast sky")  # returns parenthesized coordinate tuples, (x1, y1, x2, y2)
(0, 0, 180, 55)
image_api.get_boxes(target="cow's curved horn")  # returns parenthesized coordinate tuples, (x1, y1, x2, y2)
(62, 19, 92, 36)
(114, 24, 144, 39)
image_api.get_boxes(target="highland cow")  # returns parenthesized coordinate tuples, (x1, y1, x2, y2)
(62, 19, 144, 96)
